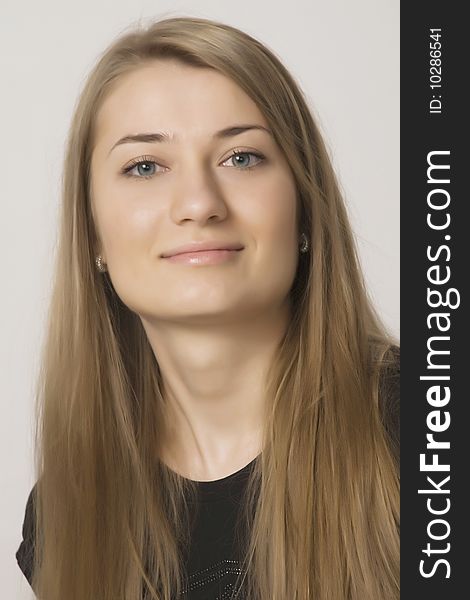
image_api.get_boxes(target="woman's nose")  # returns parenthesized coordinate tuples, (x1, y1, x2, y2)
(168, 157, 229, 225)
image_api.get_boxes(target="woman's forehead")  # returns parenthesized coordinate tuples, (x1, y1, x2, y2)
(93, 60, 268, 150)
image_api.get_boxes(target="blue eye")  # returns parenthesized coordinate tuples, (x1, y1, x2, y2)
(121, 149, 265, 180)
(223, 150, 265, 170)
(121, 156, 161, 179)
(132, 162, 156, 177)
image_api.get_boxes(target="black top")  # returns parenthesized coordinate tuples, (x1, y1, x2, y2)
(16, 350, 399, 599)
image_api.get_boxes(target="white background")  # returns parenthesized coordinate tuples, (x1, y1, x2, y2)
(0, 1, 399, 597)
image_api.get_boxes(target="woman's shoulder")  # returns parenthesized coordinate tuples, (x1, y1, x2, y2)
(16, 482, 38, 591)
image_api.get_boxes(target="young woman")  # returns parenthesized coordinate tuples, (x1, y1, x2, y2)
(16, 16, 399, 600)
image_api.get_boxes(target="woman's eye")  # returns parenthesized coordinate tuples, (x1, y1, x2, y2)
(122, 159, 162, 179)
(222, 151, 264, 170)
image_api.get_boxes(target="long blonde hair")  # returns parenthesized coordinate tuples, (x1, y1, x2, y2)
(31, 16, 399, 600)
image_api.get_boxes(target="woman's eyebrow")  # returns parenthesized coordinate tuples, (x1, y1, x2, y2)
(107, 124, 272, 156)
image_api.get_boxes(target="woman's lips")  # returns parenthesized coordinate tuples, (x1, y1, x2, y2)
(163, 248, 243, 265)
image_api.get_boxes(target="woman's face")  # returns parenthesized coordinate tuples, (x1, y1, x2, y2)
(90, 59, 299, 324)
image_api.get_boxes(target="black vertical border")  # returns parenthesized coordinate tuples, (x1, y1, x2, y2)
(401, 4, 468, 598)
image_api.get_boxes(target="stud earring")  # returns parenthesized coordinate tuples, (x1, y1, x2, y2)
(299, 233, 309, 254)
(95, 255, 107, 273)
